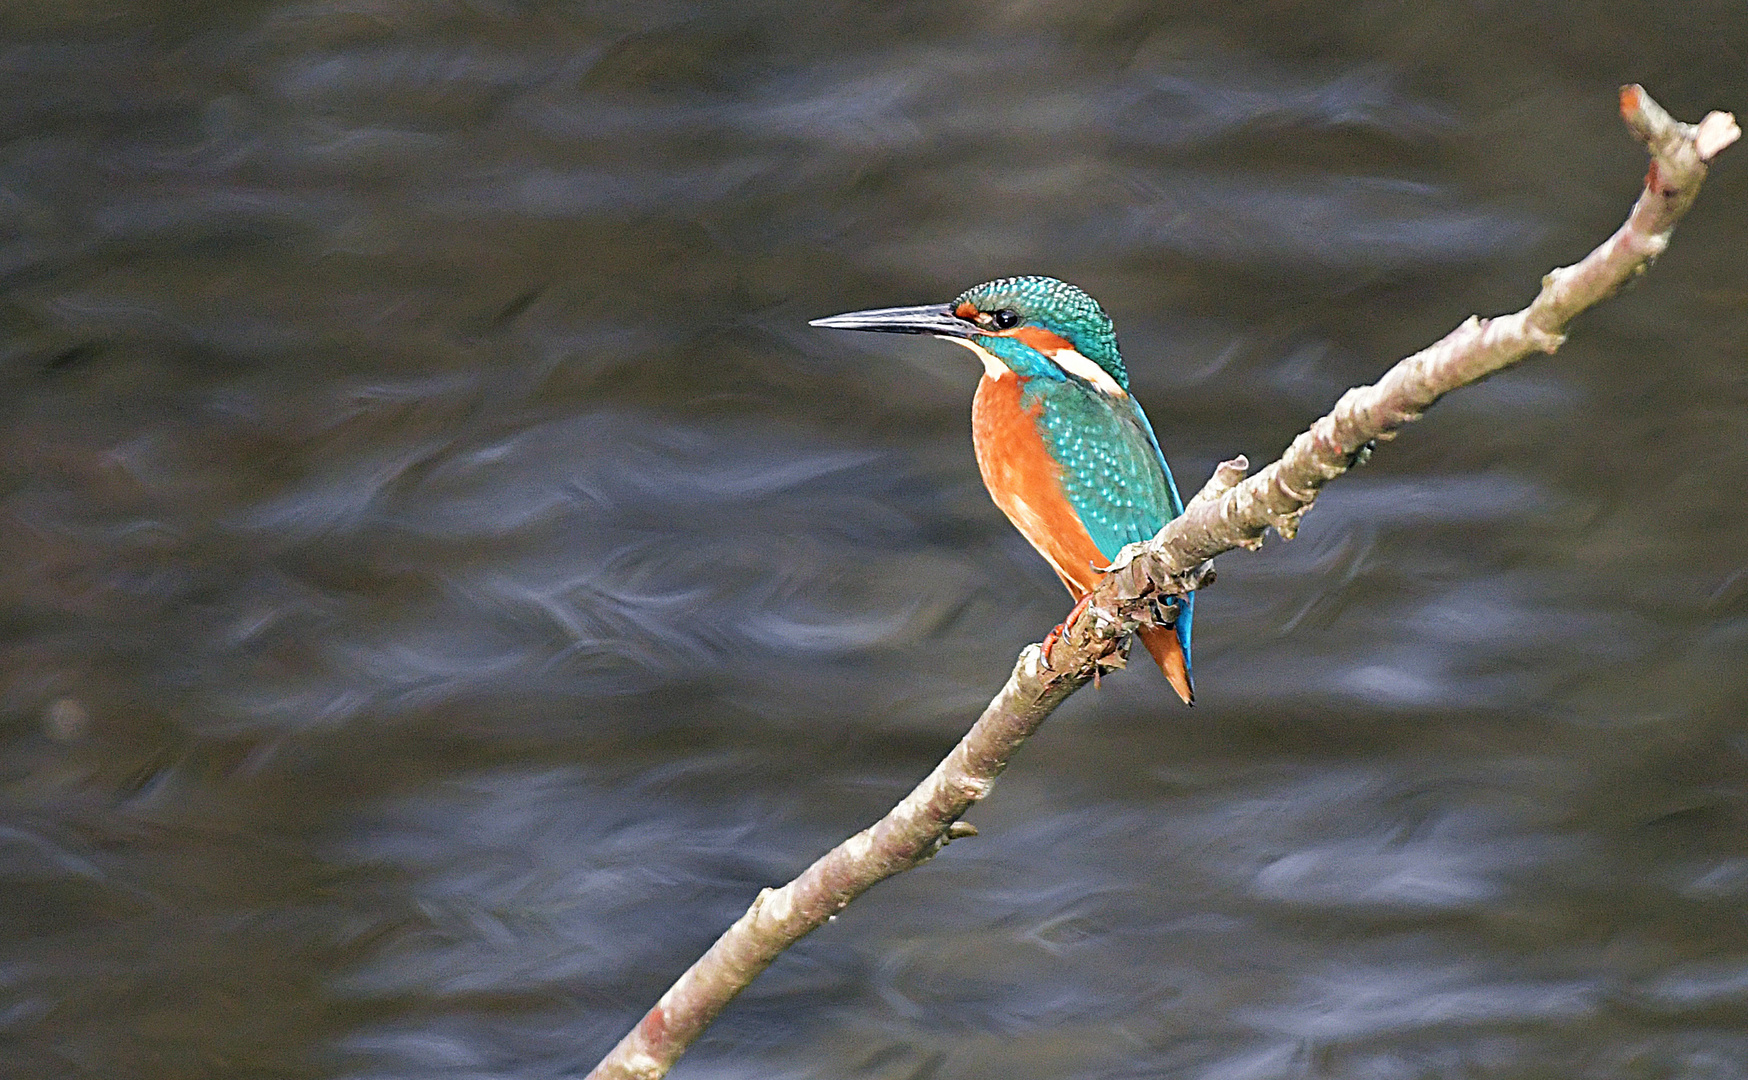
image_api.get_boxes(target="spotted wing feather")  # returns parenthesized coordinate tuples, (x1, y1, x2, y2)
(1025, 378, 1195, 695)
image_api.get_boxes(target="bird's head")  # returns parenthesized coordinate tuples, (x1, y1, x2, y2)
(810, 275, 1129, 396)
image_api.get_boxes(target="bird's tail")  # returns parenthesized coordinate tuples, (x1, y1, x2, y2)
(1137, 595, 1195, 705)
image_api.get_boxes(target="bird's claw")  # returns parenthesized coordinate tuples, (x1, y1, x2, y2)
(1043, 594, 1095, 669)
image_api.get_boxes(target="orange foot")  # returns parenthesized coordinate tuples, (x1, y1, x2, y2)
(1042, 594, 1093, 669)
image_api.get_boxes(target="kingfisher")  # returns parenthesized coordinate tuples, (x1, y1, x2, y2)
(811, 276, 1195, 704)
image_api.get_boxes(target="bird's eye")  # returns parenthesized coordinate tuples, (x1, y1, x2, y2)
(992, 309, 1020, 330)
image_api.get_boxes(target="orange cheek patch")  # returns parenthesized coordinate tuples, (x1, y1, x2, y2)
(955, 302, 980, 320)
(1008, 326, 1076, 353)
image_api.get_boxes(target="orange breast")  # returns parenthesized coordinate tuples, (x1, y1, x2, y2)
(971, 372, 1107, 597)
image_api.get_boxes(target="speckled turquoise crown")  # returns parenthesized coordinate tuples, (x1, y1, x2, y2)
(953, 276, 1127, 390)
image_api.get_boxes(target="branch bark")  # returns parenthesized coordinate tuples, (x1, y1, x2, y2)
(585, 86, 1737, 1080)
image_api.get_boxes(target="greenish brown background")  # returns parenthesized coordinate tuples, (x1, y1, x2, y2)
(1, 2, 1745, 1077)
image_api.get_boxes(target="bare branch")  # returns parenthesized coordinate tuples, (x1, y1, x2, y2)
(1061, 85, 1738, 662)
(585, 86, 1735, 1080)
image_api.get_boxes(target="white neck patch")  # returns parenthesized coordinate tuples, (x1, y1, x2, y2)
(1045, 345, 1127, 397)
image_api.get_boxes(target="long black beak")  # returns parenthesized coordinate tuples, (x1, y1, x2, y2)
(809, 303, 976, 338)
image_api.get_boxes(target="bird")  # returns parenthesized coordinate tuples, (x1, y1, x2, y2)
(811, 275, 1195, 704)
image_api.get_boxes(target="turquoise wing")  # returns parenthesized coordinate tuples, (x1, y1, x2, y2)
(1025, 378, 1194, 683)
(1026, 380, 1182, 561)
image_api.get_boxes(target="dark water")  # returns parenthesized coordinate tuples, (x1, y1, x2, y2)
(1, 2, 1746, 1077)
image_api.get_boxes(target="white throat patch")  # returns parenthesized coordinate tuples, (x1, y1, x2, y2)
(944, 336, 1011, 380)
